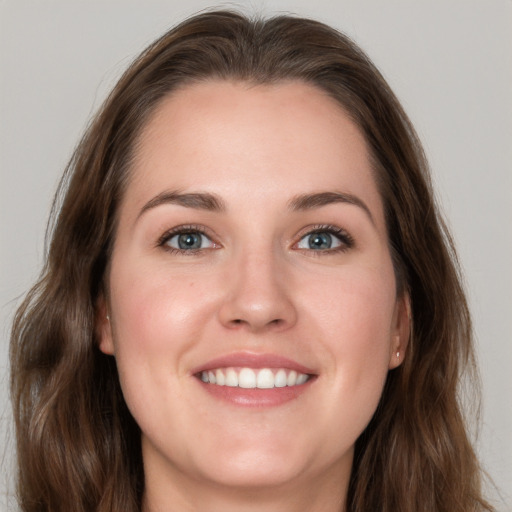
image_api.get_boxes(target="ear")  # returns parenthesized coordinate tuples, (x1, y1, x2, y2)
(388, 293, 411, 369)
(96, 293, 115, 355)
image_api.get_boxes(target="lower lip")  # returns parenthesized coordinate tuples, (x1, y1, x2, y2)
(197, 378, 314, 407)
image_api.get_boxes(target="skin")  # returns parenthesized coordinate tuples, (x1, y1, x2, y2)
(98, 80, 409, 512)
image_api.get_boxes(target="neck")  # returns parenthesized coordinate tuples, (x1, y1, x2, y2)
(141, 452, 350, 512)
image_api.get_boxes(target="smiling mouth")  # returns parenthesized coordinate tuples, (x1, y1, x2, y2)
(198, 367, 311, 389)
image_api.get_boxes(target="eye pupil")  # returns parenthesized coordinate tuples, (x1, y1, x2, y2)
(178, 233, 202, 249)
(309, 232, 332, 250)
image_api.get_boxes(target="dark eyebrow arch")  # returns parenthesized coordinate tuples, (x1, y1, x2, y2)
(288, 191, 374, 225)
(138, 190, 226, 219)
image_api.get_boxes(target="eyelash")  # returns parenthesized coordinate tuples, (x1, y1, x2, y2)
(156, 223, 354, 255)
(294, 224, 355, 254)
(157, 224, 218, 255)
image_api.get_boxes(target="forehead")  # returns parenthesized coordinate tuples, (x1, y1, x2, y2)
(124, 80, 384, 227)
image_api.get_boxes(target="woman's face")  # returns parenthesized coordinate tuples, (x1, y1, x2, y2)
(99, 81, 409, 498)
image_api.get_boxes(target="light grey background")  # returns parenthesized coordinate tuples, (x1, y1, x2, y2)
(1, 1, 511, 510)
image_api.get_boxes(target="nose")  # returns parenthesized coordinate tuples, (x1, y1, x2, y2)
(218, 251, 298, 333)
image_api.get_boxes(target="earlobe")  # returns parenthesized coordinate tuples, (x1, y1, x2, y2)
(96, 294, 115, 355)
(388, 294, 411, 369)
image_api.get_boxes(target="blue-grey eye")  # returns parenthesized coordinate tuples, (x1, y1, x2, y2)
(166, 232, 214, 250)
(297, 231, 343, 250)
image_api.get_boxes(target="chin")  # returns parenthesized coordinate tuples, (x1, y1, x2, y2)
(198, 454, 307, 490)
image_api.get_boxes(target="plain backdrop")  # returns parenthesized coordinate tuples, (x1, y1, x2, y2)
(1, 1, 511, 510)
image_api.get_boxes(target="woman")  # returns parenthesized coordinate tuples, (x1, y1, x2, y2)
(10, 10, 494, 512)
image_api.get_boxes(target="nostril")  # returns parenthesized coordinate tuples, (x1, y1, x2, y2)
(228, 318, 283, 329)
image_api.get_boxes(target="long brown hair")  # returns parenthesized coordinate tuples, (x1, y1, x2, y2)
(10, 10, 493, 511)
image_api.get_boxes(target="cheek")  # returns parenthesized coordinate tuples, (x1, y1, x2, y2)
(107, 266, 218, 436)
(107, 258, 217, 384)
(111, 274, 212, 356)
(301, 264, 396, 390)
(303, 262, 396, 339)
(278, 264, 398, 465)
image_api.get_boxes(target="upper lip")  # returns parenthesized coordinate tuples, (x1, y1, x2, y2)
(190, 352, 316, 376)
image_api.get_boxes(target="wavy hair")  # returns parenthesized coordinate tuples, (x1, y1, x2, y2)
(10, 10, 493, 511)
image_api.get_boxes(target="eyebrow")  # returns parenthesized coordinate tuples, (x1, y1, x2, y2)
(137, 189, 374, 224)
(288, 191, 374, 224)
(138, 190, 226, 219)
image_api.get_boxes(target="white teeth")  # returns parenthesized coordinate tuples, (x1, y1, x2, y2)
(296, 373, 308, 385)
(215, 369, 225, 386)
(274, 369, 287, 388)
(287, 370, 297, 386)
(225, 368, 238, 387)
(256, 368, 274, 389)
(238, 368, 256, 388)
(199, 367, 310, 389)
